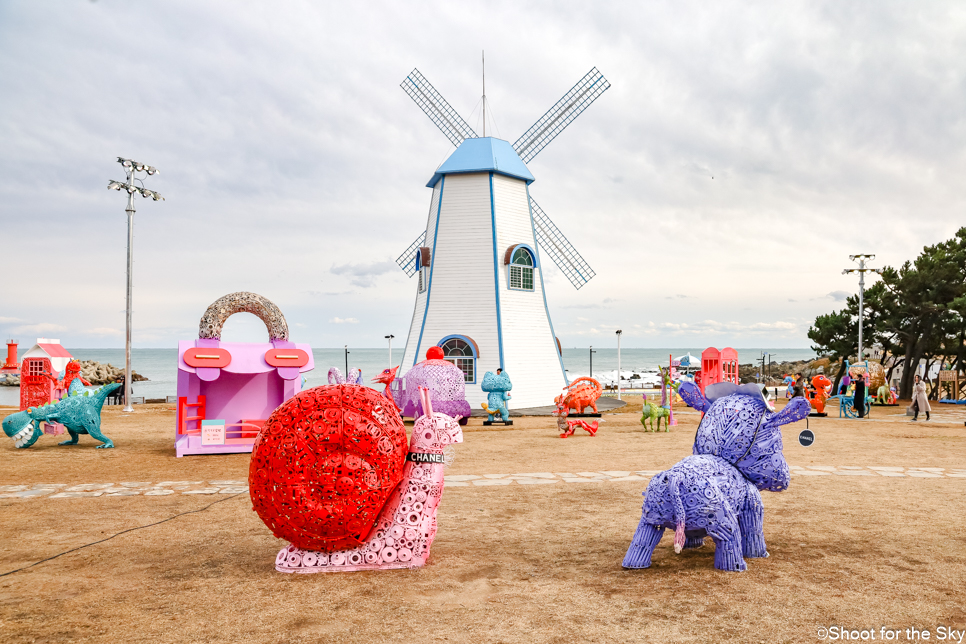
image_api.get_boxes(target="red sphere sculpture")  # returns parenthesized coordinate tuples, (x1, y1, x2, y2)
(249, 384, 409, 551)
(425, 346, 445, 360)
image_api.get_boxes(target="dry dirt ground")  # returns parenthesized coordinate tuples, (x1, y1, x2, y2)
(1, 397, 964, 644)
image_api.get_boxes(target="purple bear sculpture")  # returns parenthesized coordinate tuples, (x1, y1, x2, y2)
(622, 382, 810, 572)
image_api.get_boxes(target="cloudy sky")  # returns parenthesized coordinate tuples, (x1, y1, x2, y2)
(1, 1, 964, 350)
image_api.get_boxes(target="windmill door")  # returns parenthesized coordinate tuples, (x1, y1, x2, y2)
(20, 357, 54, 411)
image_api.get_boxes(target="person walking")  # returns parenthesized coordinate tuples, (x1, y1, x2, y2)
(854, 368, 866, 418)
(911, 374, 931, 421)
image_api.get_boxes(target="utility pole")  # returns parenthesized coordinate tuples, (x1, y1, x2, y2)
(843, 254, 882, 365)
(385, 335, 394, 369)
(615, 329, 623, 400)
(108, 158, 163, 413)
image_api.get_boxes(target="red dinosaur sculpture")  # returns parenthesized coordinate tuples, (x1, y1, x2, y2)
(44, 360, 91, 394)
(554, 377, 602, 415)
(807, 374, 832, 414)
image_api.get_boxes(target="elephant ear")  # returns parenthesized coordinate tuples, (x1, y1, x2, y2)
(678, 382, 710, 413)
(763, 397, 811, 429)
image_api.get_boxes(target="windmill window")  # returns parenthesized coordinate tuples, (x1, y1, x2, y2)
(440, 337, 477, 383)
(508, 247, 535, 291)
(416, 246, 431, 293)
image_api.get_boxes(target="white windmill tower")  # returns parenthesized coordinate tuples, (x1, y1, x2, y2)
(395, 67, 610, 409)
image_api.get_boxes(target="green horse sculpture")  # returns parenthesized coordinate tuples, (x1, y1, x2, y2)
(641, 399, 671, 432)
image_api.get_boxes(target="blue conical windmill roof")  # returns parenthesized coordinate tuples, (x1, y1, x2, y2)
(426, 137, 535, 188)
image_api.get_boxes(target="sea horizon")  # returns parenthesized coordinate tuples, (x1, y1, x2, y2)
(0, 346, 816, 406)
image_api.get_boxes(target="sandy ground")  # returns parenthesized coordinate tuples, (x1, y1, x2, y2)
(1, 397, 964, 643)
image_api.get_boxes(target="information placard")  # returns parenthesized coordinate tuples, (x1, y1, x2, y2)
(201, 419, 226, 446)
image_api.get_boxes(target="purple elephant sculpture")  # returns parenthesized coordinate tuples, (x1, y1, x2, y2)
(399, 358, 472, 425)
(622, 382, 810, 571)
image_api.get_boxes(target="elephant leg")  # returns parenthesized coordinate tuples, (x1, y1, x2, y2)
(59, 429, 80, 445)
(622, 518, 664, 569)
(738, 488, 768, 558)
(707, 508, 747, 571)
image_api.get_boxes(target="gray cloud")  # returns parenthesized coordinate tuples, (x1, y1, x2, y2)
(827, 290, 852, 301)
(0, 1, 961, 349)
(329, 261, 399, 288)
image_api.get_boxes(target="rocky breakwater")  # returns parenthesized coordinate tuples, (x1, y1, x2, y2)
(0, 374, 19, 387)
(79, 360, 148, 385)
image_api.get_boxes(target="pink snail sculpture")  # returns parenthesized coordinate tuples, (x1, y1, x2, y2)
(259, 386, 463, 573)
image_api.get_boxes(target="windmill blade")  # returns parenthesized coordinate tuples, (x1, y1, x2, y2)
(395, 231, 427, 277)
(513, 68, 611, 163)
(529, 196, 596, 290)
(401, 69, 479, 147)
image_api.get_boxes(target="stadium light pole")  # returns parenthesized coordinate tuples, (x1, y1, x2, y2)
(842, 254, 882, 366)
(615, 329, 622, 400)
(385, 334, 394, 368)
(108, 157, 163, 413)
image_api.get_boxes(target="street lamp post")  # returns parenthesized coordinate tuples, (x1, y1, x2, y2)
(108, 157, 163, 413)
(344, 345, 350, 376)
(385, 335, 394, 368)
(615, 330, 623, 400)
(842, 254, 882, 365)
(589, 346, 596, 379)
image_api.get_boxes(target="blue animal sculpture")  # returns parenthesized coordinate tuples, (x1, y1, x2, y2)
(480, 370, 512, 422)
(623, 382, 810, 571)
(2, 382, 122, 449)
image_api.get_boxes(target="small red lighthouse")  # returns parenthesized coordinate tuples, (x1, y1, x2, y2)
(1, 339, 17, 375)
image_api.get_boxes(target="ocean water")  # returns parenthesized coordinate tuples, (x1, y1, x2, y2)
(0, 346, 815, 406)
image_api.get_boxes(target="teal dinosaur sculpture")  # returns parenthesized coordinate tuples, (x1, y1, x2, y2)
(2, 382, 121, 449)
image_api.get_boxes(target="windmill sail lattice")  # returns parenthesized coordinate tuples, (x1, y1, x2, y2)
(512, 68, 610, 163)
(395, 231, 427, 277)
(397, 67, 604, 290)
(529, 197, 596, 289)
(400, 69, 479, 147)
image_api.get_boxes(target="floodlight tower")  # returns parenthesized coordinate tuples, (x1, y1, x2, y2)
(615, 329, 623, 400)
(842, 254, 882, 364)
(108, 157, 164, 412)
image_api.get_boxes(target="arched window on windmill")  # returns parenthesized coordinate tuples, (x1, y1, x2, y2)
(438, 335, 478, 383)
(416, 247, 431, 293)
(504, 244, 536, 291)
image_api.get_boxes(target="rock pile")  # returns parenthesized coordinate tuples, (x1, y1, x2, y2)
(738, 359, 828, 385)
(0, 361, 147, 387)
(78, 360, 148, 385)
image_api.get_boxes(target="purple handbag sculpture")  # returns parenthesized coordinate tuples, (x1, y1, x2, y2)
(622, 382, 810, 571)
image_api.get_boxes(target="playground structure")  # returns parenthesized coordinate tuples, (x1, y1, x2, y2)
(623, 382, 810, 572)
(938, 369, 966, 403)
(250, 385, 463, 573)
(694, 347, 739, 395)
(176, 292, 314, 458)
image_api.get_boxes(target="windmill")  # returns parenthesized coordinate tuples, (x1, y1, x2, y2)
(395, 67, 610, 409)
